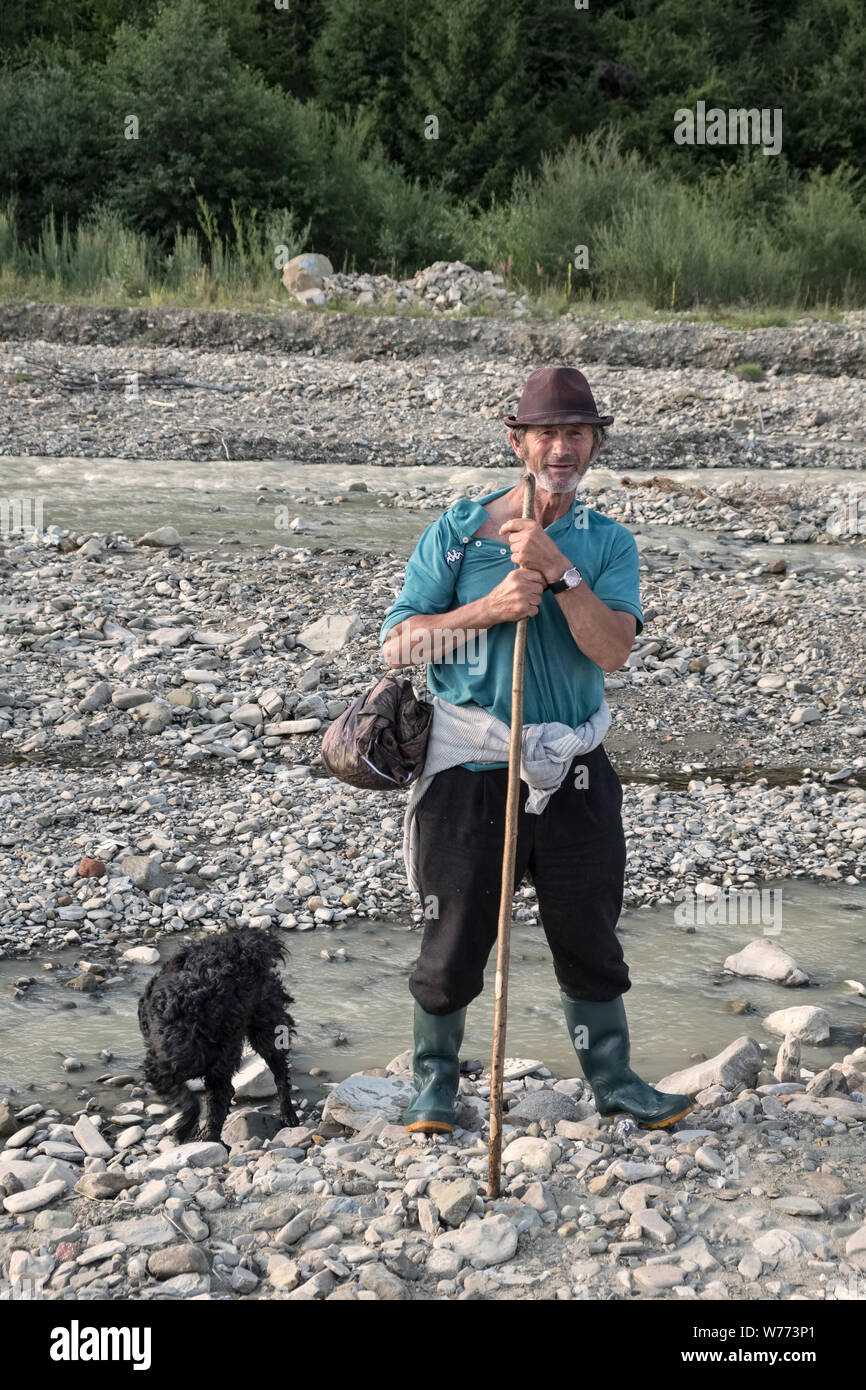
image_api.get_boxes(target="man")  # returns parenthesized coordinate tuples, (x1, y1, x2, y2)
(379, 366, 692, 1135)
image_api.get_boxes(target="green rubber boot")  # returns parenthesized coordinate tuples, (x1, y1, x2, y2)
(561, 992, 693, 1129)
(403, 1001, 467, 1134)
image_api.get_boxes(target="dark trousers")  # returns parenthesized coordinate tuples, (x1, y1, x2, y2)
(410, 744, 631, 1014)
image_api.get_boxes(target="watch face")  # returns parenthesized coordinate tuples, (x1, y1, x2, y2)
(565, 567, 582, 587)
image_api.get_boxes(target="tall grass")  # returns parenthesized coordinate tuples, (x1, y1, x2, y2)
(0, 196, 310, 305)
(451, 130, 866, 311)
(1, 130, 866, 312)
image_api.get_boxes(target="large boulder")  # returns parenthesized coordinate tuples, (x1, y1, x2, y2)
(500, 1136, 561, 1175)
(655, 1036, 764, 1098)
(723, 939, 809, 987)
(233, 1053, 276, 1100)
(282, 253, 334, 294)
(433, 1214, 519, 1270)
(137, 526, 182, 548)
(296, 614, 362, 654)
(113, 854, 172, 891)
(321, 1073, 416, 1130)
(762, 1006, 831, 1045)
(774, 1033, 801, 1082)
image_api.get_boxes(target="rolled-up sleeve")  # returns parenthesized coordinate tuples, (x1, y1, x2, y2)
(592, 529, 644, 635)
(379, 516, 462, 645)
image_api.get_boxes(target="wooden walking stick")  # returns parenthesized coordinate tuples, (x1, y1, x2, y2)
(487, 470, 536, 1198)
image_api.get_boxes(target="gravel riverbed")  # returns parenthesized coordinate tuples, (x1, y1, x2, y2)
(0, 299, 864, 1301)
(2, 1043, 865, 1302)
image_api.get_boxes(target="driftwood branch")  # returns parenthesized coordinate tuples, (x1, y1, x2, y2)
(15, 357, 252, 395)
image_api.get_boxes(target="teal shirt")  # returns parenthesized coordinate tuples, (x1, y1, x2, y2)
(379, 486, 643, 769)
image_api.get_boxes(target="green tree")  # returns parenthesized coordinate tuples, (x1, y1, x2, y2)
(400, 0, 540, 205)
(310, 0, 409, 157)
(519, 0, 613, 154)
(0, 47, 110, 242)
(99, 0, 301, 245)
(768, 0, 866, 171)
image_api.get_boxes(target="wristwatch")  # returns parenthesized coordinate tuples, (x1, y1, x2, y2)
(546, 566, 583, 594)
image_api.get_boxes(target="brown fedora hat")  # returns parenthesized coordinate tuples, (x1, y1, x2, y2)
(503, 366, 613, 428)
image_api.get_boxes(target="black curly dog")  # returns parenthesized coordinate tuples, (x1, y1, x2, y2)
(138, 928, 301, 1143)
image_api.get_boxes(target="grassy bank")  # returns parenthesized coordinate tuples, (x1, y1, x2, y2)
(1, 133, 864, 327)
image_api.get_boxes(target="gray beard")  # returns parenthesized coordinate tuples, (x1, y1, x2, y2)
(537, 465, 582, 495)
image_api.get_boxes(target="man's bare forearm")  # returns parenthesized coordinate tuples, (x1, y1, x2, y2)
(382, 596, 494, 668)
(553, 583, 635, 672)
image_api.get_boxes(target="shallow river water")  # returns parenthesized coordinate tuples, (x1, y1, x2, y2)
(1, 453, 864, 1114)
(3, 456, 865, 570)
(2, 880, 863, 1115)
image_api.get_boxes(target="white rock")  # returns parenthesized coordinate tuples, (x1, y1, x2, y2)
(656, 1036, 764, 1097)
(78, 1239, 127, 1266)
(115, 1126, 145, 1150)
(123, 946, 160, 965)
(0, 1155, 76, 1190)
(675, 1236, 719, 1271)
(231, 703, 262, 728)
(503, 1059, 546, 1081)
(322, 1073, 416, 1130)
(634, 1264, 682, 1290)
(619, 1182, 666, 1214)
(610, 1160, 665, 1183)
(272, 718, 322, 734)
(9, 1250, 55, 1281)
(723, 939, 809, 987)
(771, 1196, 823, 1217)
(296, 615, 362, 654)
(633, 1209, 676, 1244)
(500, 1137, 561, 1175)
(845, 1225, 866, 1256)
(138, 526, 182, 548)
(762, 1006, 831, 1045)
(149, 627, 191, 648)
(72, 1114, 113, 1159)
(143, 1141, 228, 1175)
(434, 1214, 519, 1269)
(3, 1180, 68, 1213)
(752, 1229, 804, 1264)
(233, 1053, 277, 1099)
(570, 1258, 602, 1284)
(191, 630, 242, 647)
(109, 1215, 176, 1247)
(774, 1033, 801, 1082)
(135, 1179, 171, 1208)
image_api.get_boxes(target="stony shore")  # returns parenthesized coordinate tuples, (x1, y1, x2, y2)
(2, 302, 866, 468)
(0, 298, 864, 1300)
(1, 1039, 865, 1302)
(0, 501, 863, 959)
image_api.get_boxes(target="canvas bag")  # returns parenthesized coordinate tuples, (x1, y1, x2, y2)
(320, 673, 433, 790)
(321, 516, 469, 790)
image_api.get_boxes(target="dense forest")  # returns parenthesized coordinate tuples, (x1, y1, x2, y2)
(1, 0, 865, 307)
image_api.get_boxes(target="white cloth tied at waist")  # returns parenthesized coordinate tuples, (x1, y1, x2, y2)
(402, 696, 612, 895)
